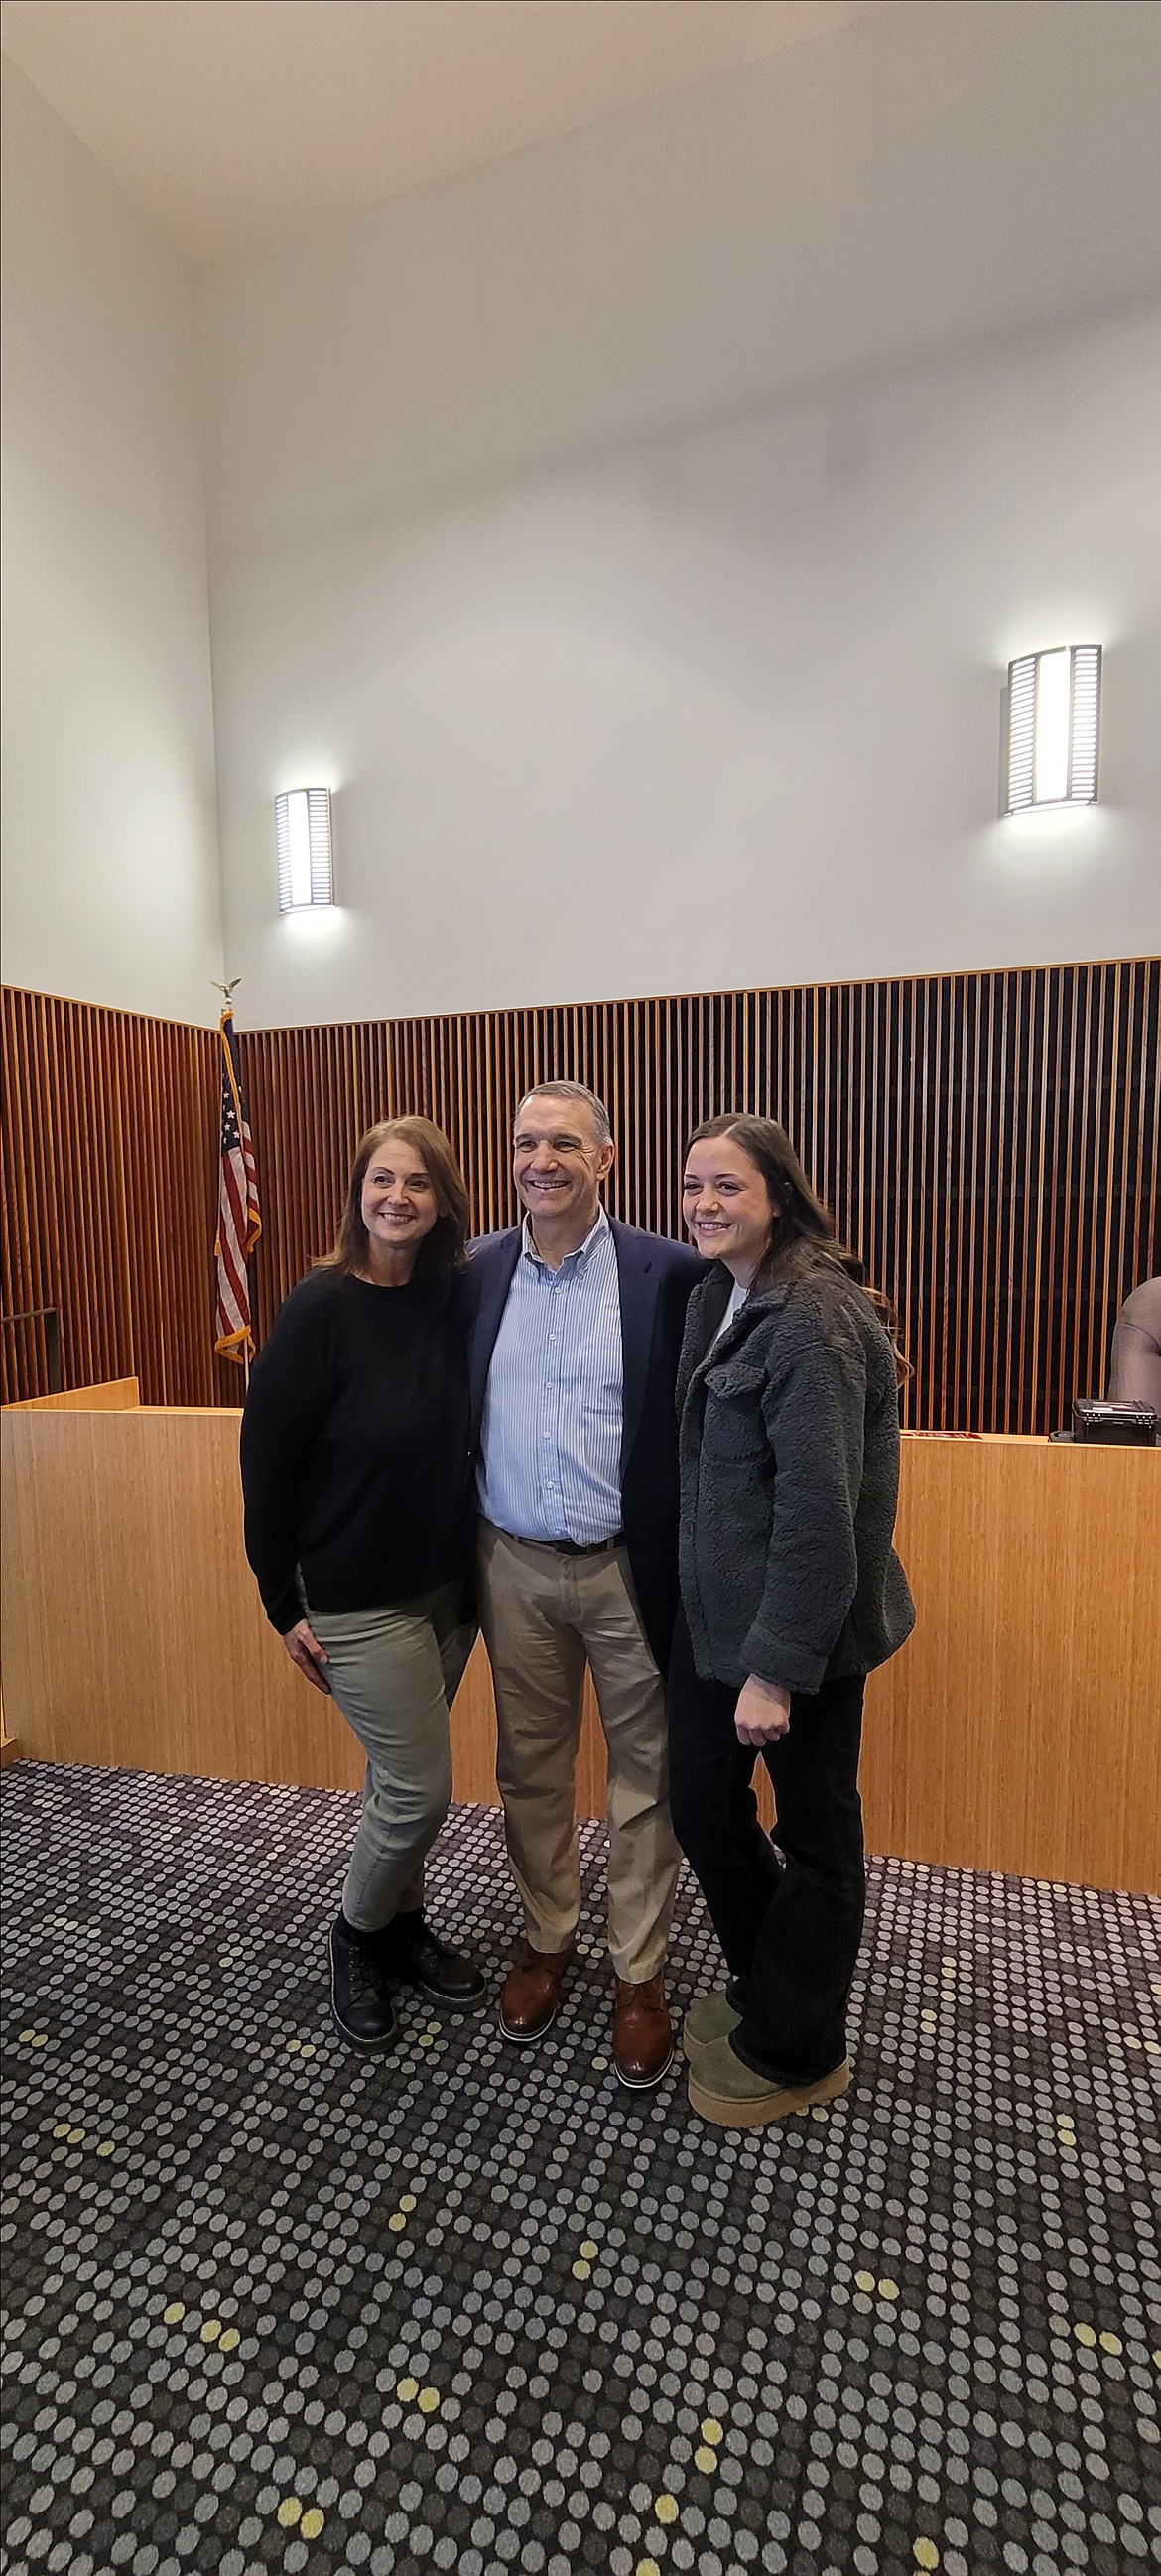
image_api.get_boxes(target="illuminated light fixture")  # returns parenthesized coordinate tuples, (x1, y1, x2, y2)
(276, 788, 333, 909)
(1004, 646, 1101, 813)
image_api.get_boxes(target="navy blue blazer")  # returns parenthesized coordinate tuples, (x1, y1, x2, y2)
(464, 1216, 703, 1676)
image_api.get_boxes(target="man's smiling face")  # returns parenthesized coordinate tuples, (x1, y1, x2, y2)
(512, 1094, 614, 1234)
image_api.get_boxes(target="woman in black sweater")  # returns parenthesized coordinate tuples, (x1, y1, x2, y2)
(240, 1117, 485, 2052)
(669, 1115, 915, 2130)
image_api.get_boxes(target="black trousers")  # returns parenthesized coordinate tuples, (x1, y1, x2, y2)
(667, 1606, 866, 2084)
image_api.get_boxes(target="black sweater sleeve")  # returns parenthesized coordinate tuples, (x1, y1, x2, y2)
(239, 1276, 334, 1633)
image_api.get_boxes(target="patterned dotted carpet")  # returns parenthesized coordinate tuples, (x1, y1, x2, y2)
(1, 1762, 1159, 2576)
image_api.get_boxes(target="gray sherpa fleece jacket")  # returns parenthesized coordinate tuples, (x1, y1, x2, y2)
(676, 1259, 916, 1696)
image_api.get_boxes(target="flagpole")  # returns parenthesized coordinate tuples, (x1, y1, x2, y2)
(213, 980, 261, 1384)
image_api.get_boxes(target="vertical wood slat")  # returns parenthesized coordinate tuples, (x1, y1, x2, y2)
(3, 963, 1159, 1427)
(1, 987, 231, 1405)
(237, 958, 1158, 1434)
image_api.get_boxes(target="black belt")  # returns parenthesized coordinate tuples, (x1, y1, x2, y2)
(515, 1532, 624, 1558)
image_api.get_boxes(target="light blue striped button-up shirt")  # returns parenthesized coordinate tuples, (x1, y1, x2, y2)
(477, 1208, 624, 1543)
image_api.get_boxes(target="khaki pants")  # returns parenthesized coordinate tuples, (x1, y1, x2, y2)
(477, 1522, 681, 1983)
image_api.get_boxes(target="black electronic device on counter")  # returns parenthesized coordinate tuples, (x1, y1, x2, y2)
(1071, 1399, 1159, 1447)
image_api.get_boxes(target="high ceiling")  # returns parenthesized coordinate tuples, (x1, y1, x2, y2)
(0, 0, 892, 268)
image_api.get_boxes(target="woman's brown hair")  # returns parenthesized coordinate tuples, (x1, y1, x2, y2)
(321, 1117, 470, 1284)
(686, 1113, 908, 1377)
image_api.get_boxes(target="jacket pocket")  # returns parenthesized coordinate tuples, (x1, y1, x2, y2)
(700, 1363, 768, 1464)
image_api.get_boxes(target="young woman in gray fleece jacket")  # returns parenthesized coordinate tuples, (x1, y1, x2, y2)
(669, 1114, 915, 2130)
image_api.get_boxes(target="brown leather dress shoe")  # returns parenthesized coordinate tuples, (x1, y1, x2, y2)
(499, 1942, 572, 2042)
(612, 1974, 674, 2089)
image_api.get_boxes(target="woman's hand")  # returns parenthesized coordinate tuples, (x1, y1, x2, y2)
(734, 1675, 791, 1746)
(282, 1618, 332, 1695)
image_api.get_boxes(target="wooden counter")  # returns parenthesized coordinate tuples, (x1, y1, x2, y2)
(2, 1390, 1158, 1893)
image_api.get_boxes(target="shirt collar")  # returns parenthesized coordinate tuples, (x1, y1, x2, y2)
(520, 1204, 610, 1273)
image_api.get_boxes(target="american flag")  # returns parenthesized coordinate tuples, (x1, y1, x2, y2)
(214, 1010, 261, 1363)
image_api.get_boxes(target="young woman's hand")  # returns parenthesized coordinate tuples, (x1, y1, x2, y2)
(734, 1675, 791, 1745)
(281, 1618, 332, 1695)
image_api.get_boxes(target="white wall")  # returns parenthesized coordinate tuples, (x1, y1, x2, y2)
(5, 6, 1159, 1033)
(200, 0, 1161, 1027)
(1, 61, 223, 1024)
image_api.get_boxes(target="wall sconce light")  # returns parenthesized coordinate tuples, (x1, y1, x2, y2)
(276, 788, 333, 909)
(1003, 646, 1101, 814)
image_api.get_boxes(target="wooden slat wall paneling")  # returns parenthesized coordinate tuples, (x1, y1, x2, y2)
(237, 957, 1159, 1435)
(5, 961, 1158, 1426)
(1, 988, 232, 1406)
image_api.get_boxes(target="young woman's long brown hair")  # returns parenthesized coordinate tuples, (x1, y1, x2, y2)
(686, 1113, 908, 1378)
(320, 1118, 470, 1285)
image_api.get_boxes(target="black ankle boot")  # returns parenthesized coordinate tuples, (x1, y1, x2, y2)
(329, 1917, 397, 2051)
(387, 1913, 488, 2012)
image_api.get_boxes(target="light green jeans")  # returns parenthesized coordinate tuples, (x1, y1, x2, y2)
(299, 1580, 475, 1933)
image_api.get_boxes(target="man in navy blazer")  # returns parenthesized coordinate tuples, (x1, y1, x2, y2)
(464, 1080, 702, 2088)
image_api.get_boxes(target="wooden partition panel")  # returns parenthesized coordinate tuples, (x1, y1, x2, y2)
(241, 958, 1159, 1434)
(4, 962, 1158, 1426)
(1, 988, 235, 1406)
(6, 1378, 141, 1412)
(4, 1407, 1158, 1892)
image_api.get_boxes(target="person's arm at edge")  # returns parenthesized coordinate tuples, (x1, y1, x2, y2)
(734, 1319, 866, 1739)
(239, 1281, 334, 1690)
